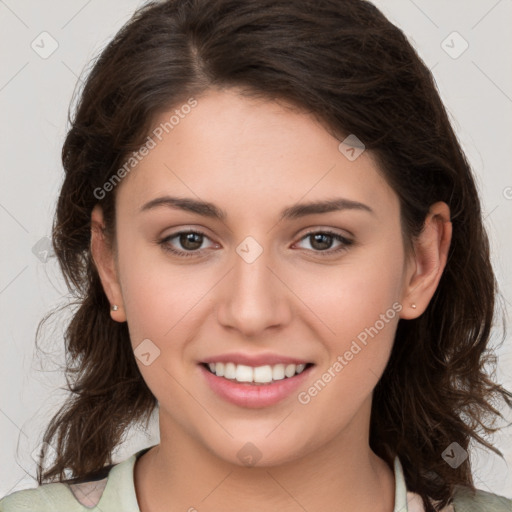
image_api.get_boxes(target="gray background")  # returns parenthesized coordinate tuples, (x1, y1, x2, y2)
(1, 0, 511, 500)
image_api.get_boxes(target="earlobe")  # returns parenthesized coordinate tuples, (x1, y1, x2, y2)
(400, 201, 452, 320)
(90, 204, 127, 322)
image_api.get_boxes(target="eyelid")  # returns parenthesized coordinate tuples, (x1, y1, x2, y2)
(295, 224, 354, 239)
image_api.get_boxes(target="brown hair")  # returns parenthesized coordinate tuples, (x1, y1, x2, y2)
(35, 0, 511, 510)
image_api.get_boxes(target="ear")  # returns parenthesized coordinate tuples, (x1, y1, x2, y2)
(90, 204, 127, 322)
(399, 201, 452, 319)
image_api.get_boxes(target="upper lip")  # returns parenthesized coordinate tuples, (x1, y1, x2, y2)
(201, 353, 313, 367)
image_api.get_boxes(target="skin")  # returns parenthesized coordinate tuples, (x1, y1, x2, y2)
(91, 87, 452, 512)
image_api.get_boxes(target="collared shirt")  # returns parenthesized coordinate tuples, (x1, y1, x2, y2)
(1, 447, 510, 511)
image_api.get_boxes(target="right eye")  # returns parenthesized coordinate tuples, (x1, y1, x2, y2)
(159, 229, 217, 258)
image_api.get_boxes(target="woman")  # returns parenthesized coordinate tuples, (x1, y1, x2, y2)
(1, 0, 510, 510)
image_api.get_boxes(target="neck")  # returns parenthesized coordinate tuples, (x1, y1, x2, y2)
(134, 400, 395, 512)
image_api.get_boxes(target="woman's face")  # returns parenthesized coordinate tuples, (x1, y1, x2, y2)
(98, 87, 419, 466)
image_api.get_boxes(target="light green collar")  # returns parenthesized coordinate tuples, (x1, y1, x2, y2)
(98, 448, 417, 511)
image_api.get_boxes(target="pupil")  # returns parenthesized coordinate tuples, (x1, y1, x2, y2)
(181, 232, 202, 250)
(312, 233, 332, 250)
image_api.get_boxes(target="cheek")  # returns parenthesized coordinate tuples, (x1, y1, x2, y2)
(116, 233, 204, 348)
(289, 242, 403, 340)
(116, 243, 205, 405)
(295, 272, 401, 425)
(289, 242, 403, 398)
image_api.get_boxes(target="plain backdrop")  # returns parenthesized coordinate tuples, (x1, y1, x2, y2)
(1, 0, 511, 500)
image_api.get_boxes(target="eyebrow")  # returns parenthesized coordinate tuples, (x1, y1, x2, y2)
(139, 195, 375, 221)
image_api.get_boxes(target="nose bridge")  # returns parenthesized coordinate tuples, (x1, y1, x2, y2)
(216, 234, 291, 334)
(234, 235, 273, 294)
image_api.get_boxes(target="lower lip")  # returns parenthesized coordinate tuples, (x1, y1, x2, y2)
(199, 364, 314, 408)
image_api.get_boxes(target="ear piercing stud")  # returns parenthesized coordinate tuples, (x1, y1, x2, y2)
(411, 303, 417, 309)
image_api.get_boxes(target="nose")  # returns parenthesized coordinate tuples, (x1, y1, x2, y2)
(215, 240, 293, 337)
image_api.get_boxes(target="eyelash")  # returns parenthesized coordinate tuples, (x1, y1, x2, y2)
(158, 229, 354, 258)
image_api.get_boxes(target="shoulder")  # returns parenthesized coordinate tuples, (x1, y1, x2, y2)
(451, 485, 512, 512)
(0, 474, 112, 511)
(0, 473, 114, 512)
(0, 481, 83, 511)
(0, 448, 147, 512)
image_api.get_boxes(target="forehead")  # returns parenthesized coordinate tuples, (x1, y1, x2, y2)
(116, 88, 399, 222)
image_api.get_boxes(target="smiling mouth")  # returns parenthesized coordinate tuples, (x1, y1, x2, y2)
(200, 362, 315, 385)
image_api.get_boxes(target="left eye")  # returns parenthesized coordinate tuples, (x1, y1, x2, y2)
(294, 230, 353, 255)
(158, 229, 353, 258)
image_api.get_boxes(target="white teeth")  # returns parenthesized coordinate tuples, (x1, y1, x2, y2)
(235, 364, 254, 382)
(272, 364, 285, 381)
(253, 365, 273, 383)
(284, 364, 296, 378)
(215, 362, 225, 377)
(206, 362, 309, 383)
(224, 362, 236, 379)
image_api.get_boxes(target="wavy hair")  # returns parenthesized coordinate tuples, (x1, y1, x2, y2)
(35, 1, 511, 510)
